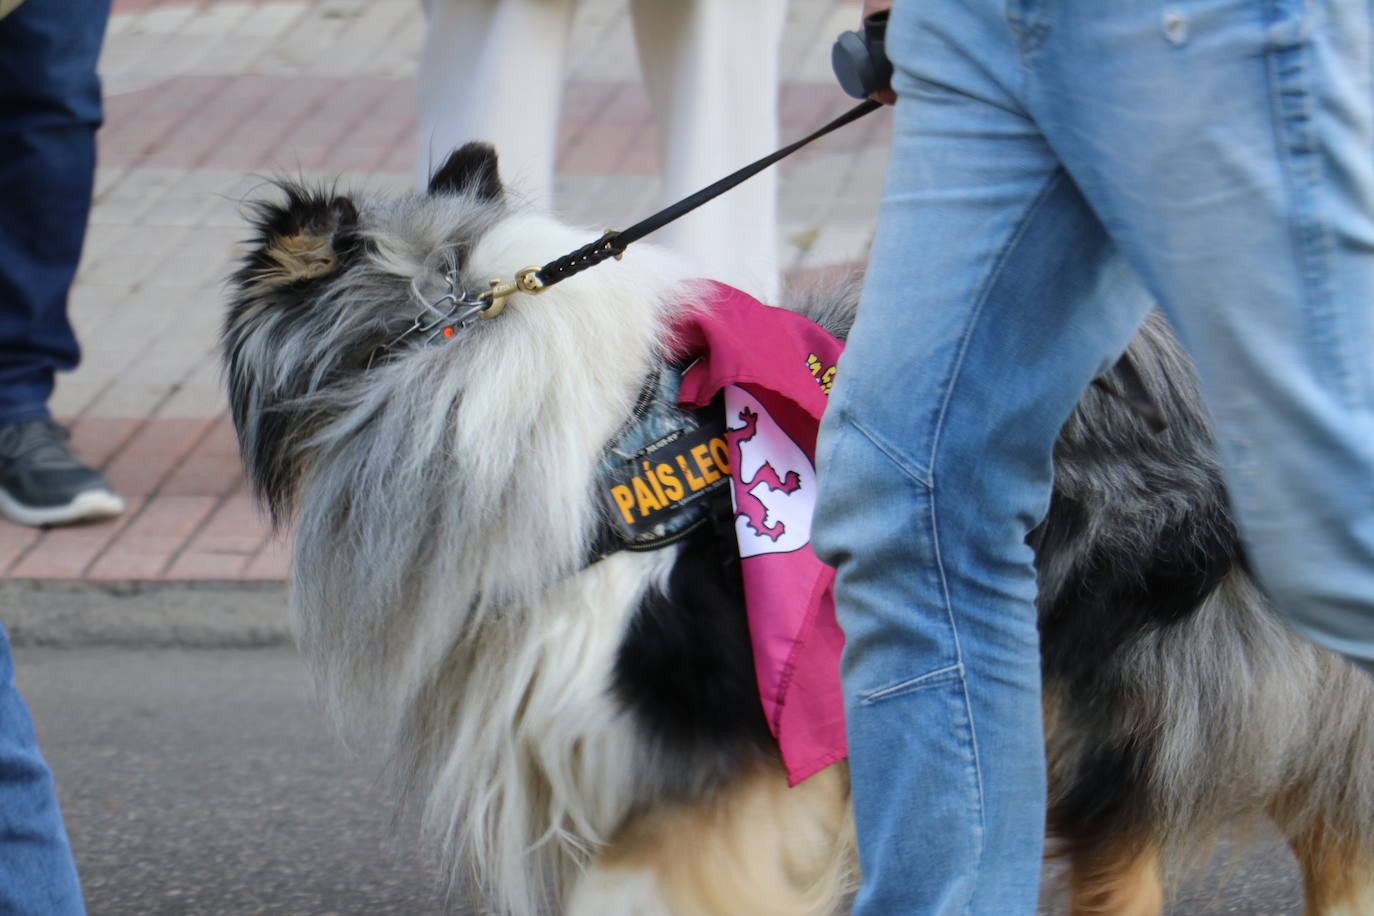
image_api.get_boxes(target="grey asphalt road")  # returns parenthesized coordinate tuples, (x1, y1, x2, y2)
(14, 640, 1305, 915)
(17, 645, 459, 916)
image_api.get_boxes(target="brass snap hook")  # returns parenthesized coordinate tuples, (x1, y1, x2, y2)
(479, 267, 545, 319)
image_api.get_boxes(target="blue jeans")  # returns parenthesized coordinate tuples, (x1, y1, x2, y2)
(0, 623, 84, 914)
(0, 0, 112, 425)
(813, 1, 1374, 912)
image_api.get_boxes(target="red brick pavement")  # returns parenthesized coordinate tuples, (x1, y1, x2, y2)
(2, 0, 880, 584)
(103, 76, 883, 176)
(0, 417, 287, 582)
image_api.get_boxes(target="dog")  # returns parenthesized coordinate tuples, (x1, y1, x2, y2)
(221, 144, 1374, 916)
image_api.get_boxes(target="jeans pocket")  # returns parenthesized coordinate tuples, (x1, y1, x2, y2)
(856, 663, 964, 706)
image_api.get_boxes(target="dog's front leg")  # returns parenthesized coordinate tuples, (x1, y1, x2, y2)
(566, 763, 853, 916)
(567, 861, 675, 916)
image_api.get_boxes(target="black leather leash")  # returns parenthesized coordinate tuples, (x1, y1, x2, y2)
(470, 82, 1166, 434)
(481, 99, 883, 313)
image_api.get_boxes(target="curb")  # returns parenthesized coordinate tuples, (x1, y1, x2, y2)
(1, 580, 292, 649)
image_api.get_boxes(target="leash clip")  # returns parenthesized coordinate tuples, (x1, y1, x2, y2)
(480, 266, 546, 319)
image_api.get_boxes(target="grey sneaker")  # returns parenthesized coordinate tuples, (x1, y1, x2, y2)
(0, 418, 125, 527)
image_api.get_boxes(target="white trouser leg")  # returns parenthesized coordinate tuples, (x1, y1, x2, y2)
(416, 0, 576, 206)
(629, 0, 787, 301)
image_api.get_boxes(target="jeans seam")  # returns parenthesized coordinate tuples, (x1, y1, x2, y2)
(956, 674, 985, 916)
(1265, 2, 1352, 405)
(929, 481, 988, 911)
(924, 168, 1067, 483)
(1005, 0, 1051, 63)
(840, 413, 935, 489)
(920, 173, 1065, 905)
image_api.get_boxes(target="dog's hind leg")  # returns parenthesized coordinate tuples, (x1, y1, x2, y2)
(1066, 840, 1164, 916)
(567, 763, 854, 916)
(1283, 818, 1374, 916)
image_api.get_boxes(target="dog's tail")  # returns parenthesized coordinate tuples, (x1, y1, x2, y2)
(781, 271, 863, 343)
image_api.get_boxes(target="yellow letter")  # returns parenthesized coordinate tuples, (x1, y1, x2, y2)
(656, 463, 684, 501)
(677, 454, 706, 491)
(709, 437, 731, 476)
(642, 461, 668, 504)
(610, 485, 636, 525)
(692, 444, 722, 484)
(632, 476, 662, 516)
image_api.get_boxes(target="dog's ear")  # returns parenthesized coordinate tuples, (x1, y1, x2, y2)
(238, 187, 361, 292)
(427, 142, 503, 201)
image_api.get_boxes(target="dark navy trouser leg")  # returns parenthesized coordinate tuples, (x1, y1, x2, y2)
(0, 0, 113, 424)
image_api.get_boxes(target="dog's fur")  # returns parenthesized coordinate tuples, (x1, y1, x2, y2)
(222, 144, 1374, 915)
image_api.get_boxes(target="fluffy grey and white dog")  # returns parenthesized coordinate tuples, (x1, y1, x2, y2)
(222, 144, 1374, 916)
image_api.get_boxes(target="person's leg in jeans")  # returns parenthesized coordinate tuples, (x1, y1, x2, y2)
(811, 3, 1155, 911)
(817, 0, 1374, 910)
(1029, 0, 1374, 674)
(0, 622, 84, 914)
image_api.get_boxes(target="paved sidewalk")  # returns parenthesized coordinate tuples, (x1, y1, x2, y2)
(0, 0, 888, 584)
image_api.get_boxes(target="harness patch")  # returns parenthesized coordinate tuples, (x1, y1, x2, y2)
(603, 420, 730, 542)
(595, 364, 731, 554)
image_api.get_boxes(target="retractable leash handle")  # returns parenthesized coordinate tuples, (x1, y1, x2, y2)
(832, 11, 893, 100)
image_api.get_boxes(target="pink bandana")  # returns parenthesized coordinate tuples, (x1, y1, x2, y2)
(672, 281, 847, 786)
